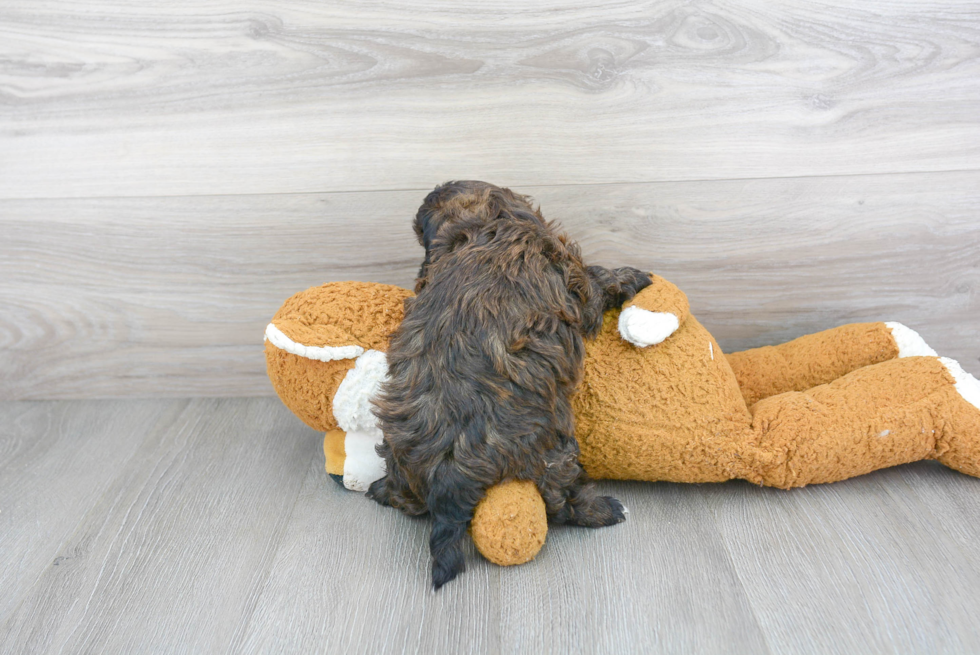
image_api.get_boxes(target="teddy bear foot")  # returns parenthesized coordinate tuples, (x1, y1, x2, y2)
(940, 357, 980, 412)
(885, 322, 939, 358)
(932, 357, 980, 478)
(471, 481, 548, 566)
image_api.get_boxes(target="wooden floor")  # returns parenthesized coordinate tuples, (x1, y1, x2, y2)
(2, 397, 980, 654)
(3, 0, 980, 652)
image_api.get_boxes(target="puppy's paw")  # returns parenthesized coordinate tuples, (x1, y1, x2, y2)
(598, 496, 628, 526)
(569, 495, 627, 528)
(365, 477, 392, 506)
(618, 306, 680, 347)
(618, 267, 654, 297)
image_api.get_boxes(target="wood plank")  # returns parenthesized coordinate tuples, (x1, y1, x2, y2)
(2, 1, 980, 198)
(0, 398, 317, 654)
(0, 191, 421, 400)
(2, 171, 977, 400)
(236, 455, 504, 654)
(0, 399, 184, 623)
(540, 174, 980, 363)
(895, 463, 980, 577)
(235, 468, 769, 654)
(496, 482, 771, 654)
(704, 465, 980, 653)
(4, 398, 980, 652)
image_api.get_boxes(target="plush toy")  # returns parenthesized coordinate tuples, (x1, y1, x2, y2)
(265, 276, 980, 566)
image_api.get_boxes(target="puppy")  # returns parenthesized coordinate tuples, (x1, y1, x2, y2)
(367, 181, 651, 588)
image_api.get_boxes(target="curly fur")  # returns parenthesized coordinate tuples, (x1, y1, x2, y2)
(367, 181, 651, 588)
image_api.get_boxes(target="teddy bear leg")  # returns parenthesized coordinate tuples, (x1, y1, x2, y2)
(323, 429, 347, 487)
(726, 322, 936, 407)
(739, 356, 980, 488)
(321, 424, 391, 494)
(932, 357, 980, 477)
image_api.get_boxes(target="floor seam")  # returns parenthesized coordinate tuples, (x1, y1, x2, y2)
(1, 167, 978, 203)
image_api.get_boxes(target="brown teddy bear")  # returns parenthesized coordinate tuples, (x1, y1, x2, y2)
(265, 276, 980, 566)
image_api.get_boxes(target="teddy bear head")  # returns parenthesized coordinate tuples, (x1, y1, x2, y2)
(264, 282, 411, 490)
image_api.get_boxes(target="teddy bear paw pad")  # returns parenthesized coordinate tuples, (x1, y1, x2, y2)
(886, 322, 938, 358)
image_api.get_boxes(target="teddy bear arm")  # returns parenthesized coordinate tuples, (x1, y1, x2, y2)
(618, 275, 691, 347)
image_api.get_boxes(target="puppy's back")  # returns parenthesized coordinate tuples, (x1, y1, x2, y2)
(374, 209, 593, 588)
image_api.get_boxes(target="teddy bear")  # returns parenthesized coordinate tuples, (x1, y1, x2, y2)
(265, 275, 980, 566)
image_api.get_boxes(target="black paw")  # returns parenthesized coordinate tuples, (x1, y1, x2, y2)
(366, 477, 391, 506)
(566, 495, 627, 528)
(601, 496, 628, 526)
(622, 267, 653, 295)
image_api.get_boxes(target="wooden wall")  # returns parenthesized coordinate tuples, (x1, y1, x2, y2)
(2, 0, 978, 399)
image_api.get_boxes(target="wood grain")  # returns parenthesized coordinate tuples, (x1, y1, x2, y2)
(898, 459, 980, 569)
(235, 464, 770, 654)
(0, 398, 317, 654)
(704, 466, 980, 652)
(2, 1, 979, 198)
(2, 171, 977, 400)
(236, 455, 504, 654)
(5, 398, 980, 653)
(496, 481, 771, 654)
(0, 399, 184, 622)
(4, 1, 980, 650)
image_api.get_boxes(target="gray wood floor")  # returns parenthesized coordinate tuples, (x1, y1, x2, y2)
(3, 397, 980, 654)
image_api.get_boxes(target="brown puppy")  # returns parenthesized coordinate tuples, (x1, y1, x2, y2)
(367, 181, 651, 588)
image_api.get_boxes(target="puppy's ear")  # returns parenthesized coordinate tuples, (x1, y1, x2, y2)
(414, 207, 440, 251)
(415, 183, 456, 249)
(413, 208, 441, 291)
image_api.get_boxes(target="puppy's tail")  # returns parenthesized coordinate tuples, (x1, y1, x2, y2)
(428, 461, 486, 590)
